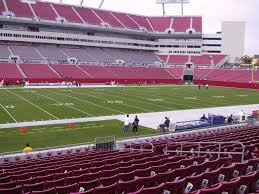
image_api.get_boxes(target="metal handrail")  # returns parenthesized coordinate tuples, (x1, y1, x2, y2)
(165, 141, 245, 162)
(123, 142, 154, 153)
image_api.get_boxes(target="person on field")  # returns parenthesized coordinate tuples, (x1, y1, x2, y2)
(228, 114, 234, 124)
(23, 143, 32, 153)
(123, 115, 130, 133)
(200, 114, 207, 120)
(132, 116, 139, 133)
(164, 117, 170, 132)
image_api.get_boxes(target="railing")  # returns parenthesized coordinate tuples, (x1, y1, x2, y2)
(165, 141, 245, 162)
(95, 136, 116, 150)
(122, 142, 154, 153)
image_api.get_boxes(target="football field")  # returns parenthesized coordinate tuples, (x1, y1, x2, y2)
(0, 120, 156, 153)
(0, 85, 259, 124)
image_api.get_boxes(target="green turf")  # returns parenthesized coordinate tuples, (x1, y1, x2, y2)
(0, 85, 258, 123)
(0, 120, 156, 153)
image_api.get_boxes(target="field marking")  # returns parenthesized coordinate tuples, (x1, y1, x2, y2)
(147, 98, 164, 102)
(0, 104, 17, 123)
(71, 90, 153, 112)
(6, 90, 59, 120)
(212, 96, 225, 99)
(51, 126, 64, 129)
(184, 97, 197, 100)
(90, 90, 172, 110)
(105, 89, 193, 110)
(51, 103, 75, 106)
(33, 92, 94, 117)
(121, 87, 231, 108)
(5, 105, 15, 109)
(106, 100, 124, 104)
(32, 128, 46, 131)
(48, 90, 126, 115)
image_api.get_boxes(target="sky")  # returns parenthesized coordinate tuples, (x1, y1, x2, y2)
(43, 0, 258, 56)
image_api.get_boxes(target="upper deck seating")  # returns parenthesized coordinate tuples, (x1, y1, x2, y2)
(129, 15, 153, 31)
(192, 17, 202, 32)
(52, 4, 82, 23)
(172, 17, 191, 33)
(93, 9, 124, 28)
(0, 0, 5, 15)
(111, 12, 139, 30)
(3, 0, 202, 34)
(5, 0, 34, 18)
(31, 1, 57, 20)
(149, 17, 171, 32)
(73, 7, 102, 26)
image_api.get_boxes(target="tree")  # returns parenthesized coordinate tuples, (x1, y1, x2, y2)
(241, 55, 253, 64)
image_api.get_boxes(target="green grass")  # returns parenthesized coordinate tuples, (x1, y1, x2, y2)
(0, 85, 258, 123)
(0, 85, 259, 153)
(0, 120, 156, 153)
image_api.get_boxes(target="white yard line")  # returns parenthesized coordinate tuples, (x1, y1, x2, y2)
(48, 90, 126, 115)
(71, 90, 153, 112)
(107, 90, 192, 109)
(103, 90, 173, 110)
(0, 104, 17, 123)
(118, 87, 231, 108)
(33, 92, 94, 117)
(6, 90, 59, 120)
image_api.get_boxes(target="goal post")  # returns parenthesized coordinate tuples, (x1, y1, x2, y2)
(251, 61, 259, 83)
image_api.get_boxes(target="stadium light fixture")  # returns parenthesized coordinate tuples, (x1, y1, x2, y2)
(156, 0, 190, 16)
(99, 0, 105, 8)
(80, 0, 84, 6)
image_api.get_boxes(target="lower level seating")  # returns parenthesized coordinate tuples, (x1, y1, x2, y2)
(19, 64, 59, 79)
(0, 63, 23, 79)
(0, 126, 258, 194)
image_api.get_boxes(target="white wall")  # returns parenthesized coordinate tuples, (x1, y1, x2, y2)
(221, 21, 245, 62)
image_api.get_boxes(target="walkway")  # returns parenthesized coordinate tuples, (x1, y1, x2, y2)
(0, 104, 258, 129)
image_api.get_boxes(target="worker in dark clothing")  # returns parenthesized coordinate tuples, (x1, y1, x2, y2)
(164, 117, 170, 132)
(200, 114, 207, 120)
(132, 116, 139, 133)
(228, 115, 234, 124)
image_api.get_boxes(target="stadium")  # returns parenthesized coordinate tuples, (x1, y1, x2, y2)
(0, 0, 258, 193)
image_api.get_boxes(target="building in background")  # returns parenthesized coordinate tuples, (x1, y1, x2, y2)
(221, 21, 246, 62)
(202, 33, 222, 54)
